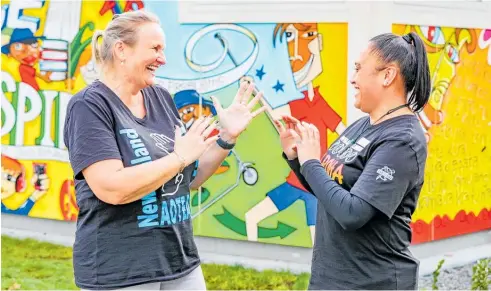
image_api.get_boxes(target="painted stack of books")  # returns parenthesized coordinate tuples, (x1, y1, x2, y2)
(40, 39, 69, 81)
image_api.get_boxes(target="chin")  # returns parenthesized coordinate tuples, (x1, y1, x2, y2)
(144, 77, 157, 87)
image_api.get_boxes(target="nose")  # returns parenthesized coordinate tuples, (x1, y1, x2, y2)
(157, 52, 166, 65)
(349, 71, 357, 85)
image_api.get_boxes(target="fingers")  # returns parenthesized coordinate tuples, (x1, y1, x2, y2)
(202, 120, 218, 138)
(274, 119, 286, 133)
(283, 115, 301, 125)
(233, 81, 248, 104)
(188, 115, 208, 134)
(196, 116, 215, 136)
(251, 105, 267, 118)
(281, 116, 294, 130)
(311, 124, 320, 142)
(247, 91, 263, 110)
(302, 122, 314, 140)
(241, 82, 255, 104)
(210, 96, 223, 115)
(204, 135, 220, 147)
(290, 128, 302, 143)
(295, 121, 308, 140)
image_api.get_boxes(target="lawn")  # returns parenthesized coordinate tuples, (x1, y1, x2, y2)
(1, 235, 310, 290)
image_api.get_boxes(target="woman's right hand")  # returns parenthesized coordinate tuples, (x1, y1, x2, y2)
(173, 116, 219, 166)
(274, 116, 299, 160)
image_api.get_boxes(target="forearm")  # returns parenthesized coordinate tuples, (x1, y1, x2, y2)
(190, 135, 235, 189)
(100, 153, 184, 204)
(282, 153, 314, 194)
(300, 159, 377, 230)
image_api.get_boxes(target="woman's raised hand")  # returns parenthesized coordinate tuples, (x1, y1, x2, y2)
(173, 116, 219, 166)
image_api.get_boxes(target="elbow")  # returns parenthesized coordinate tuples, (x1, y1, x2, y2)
(189, 180, 201, 191)
(339, 218, 367, 231)
(93, 188, 126, 205)
(90, 181, 130, 205)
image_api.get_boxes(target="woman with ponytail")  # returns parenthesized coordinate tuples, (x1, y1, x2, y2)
(276, 32, 431, 290)
(64, 10, 265, 291)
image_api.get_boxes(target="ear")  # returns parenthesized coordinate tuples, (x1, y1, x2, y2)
(383, 65, 398, 87)
(113, 41, 125, 62)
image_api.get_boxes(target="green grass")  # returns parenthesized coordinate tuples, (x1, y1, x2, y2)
(1, 235, 310, 290)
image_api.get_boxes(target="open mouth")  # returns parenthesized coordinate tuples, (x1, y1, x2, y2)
(22, 56, 37, 64)
(146, 64, 159, 74)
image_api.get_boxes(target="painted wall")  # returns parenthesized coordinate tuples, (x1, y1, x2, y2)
(392, 24, 491, 243)
(1, 0, 489, 249)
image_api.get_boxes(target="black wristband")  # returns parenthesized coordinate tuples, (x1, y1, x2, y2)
(216, 137, 235, 150)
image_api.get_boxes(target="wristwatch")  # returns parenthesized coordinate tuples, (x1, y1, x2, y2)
(216, 137, 235, 150)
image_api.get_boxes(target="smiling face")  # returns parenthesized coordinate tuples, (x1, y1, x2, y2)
(350, 44, 387, 113)
(9, 40, 41, 66)
(119, 22, 167, 89)
(1, 155, 24, 200)
(274, 23, 323, 89)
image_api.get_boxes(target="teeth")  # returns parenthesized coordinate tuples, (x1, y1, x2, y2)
(147, 65, 158, 71)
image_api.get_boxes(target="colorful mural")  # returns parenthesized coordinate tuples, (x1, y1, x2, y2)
(393, 24, 491, 243)
(0, 0, 347, 248)
(1, 0, 489, 248)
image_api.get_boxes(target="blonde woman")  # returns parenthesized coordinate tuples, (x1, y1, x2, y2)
(64, 10, 265, 290)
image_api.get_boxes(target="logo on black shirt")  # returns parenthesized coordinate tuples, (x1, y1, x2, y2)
(376, 166, 395, 181)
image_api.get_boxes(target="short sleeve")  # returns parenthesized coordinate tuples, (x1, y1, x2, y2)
(64, 99, 122, 180)
(321, 103, 342, 132)
(350, 139, 420, 219)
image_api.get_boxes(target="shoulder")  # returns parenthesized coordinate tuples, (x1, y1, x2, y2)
(372, 115, 428, 168)
(66, 82, 114, 120)
(378, 115, 426, 148)
(347, 115, 370, 130)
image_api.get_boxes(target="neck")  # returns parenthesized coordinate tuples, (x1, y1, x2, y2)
(307, 82, 315, 100)
(100, 66, 141, 103)
(369, 97, 411, 125)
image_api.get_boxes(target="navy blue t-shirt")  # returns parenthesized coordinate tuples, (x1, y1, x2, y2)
(63, 80, 200, 290)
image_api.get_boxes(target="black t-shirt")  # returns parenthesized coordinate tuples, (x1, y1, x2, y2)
(63, 80, 200, 290)
(299, 115, 428, 290)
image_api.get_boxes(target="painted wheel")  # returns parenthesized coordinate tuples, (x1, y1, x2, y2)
(59, 179, 79, 221)
(243, 167, 258, 186)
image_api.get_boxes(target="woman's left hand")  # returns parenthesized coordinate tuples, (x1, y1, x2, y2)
(211, 81, 267, 141)
(284, 116, 321, 165)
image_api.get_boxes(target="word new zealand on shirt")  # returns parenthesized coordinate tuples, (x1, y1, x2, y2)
(119, 129, 191, 229)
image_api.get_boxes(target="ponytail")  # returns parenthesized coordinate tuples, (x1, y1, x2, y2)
(91, 30, 105, 66)
(404, 32, 431, 113)
(369, 32, 432, 113)
(89, 10, 159, 67)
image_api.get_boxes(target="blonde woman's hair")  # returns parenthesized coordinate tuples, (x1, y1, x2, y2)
(91, 10, 160, 66)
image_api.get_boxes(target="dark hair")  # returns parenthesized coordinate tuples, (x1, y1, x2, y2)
(369, 32, 431, 112)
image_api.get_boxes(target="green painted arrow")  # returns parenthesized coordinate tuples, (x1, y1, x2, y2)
(191, 188, 211, 207)
(213, 206, 296, 239)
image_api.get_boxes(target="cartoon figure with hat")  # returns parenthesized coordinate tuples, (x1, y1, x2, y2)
(174, 89, 230, 175)
(1, 154, 50, 216)
(2, 28, 52, 91)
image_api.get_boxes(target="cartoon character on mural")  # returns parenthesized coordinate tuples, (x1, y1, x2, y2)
(479, 28, 491, 66)
(173, 89, 232, 206)
(1, 28, 52, 91)
(245, 23, 346, 245)
(404, 25, 477, 142)
(1, 155, 50, 215)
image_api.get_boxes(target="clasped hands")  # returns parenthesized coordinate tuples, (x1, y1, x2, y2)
(274, 116, 321, 166)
